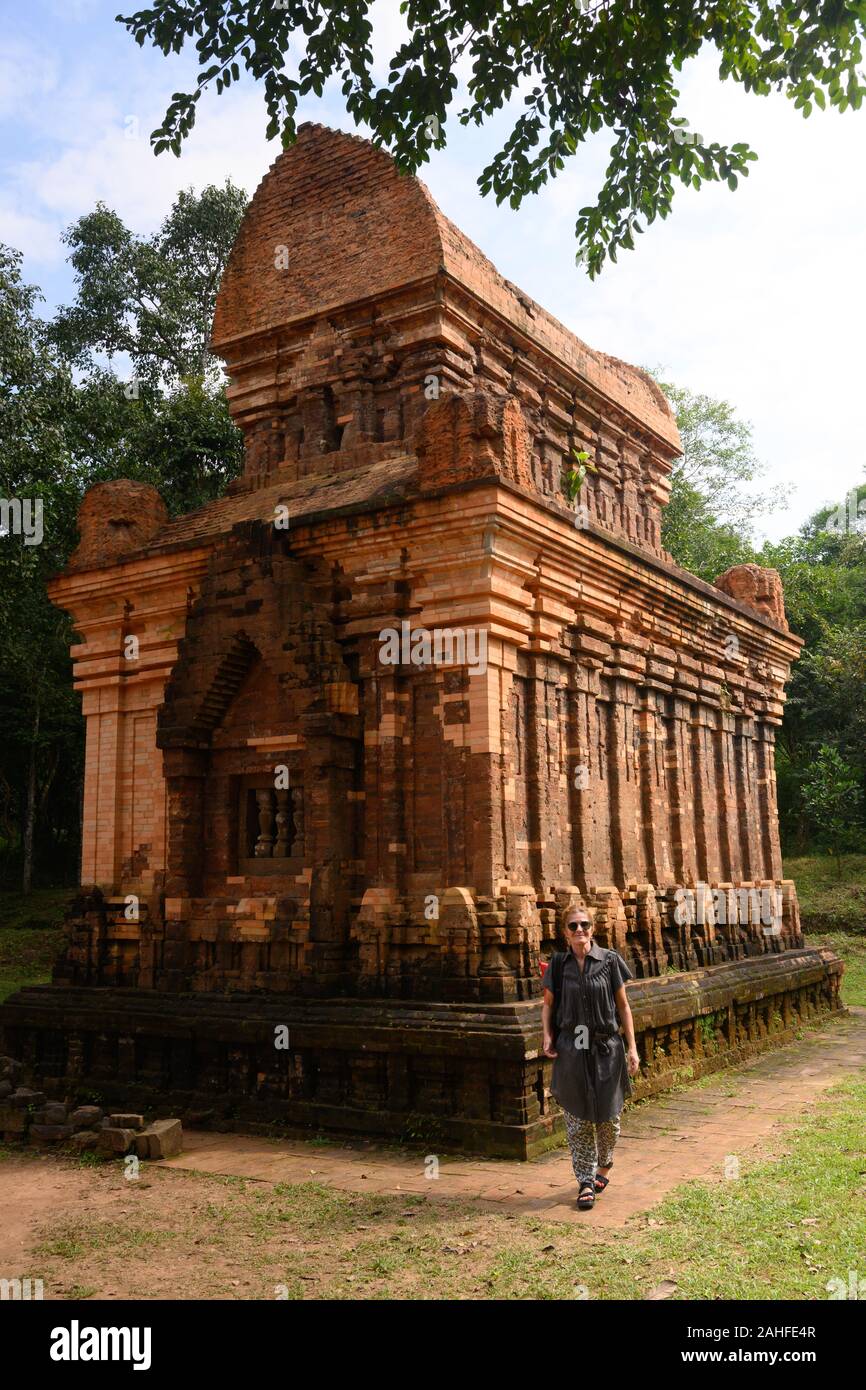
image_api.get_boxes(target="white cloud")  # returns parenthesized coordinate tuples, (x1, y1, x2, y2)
(0, 40, 60, 119)
(0, 201, 64, 265)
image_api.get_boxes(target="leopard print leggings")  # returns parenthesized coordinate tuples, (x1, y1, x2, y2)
(563, 1109, 621, 1185)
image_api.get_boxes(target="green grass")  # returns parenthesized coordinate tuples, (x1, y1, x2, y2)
(608, 1076, 866, 1300)
(36, 1220, 175, 1261)
(781, 854, 866, 1006)
(259, 1077, 866, 1299)
(30, 1078, 866, 1300)
(0, 888, 72, 931)
(0, 889, 69, 1002)
(785, 853, 866, 934)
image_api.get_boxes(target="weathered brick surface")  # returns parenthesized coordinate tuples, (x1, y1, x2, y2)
(43, 127, 808, 989)
(0, 952, 843, 1159)
(1, 124, 841, 1156)
(209, 122, 678, 549)
(714, 563, 788, 629)
(68, 480, 169, 571)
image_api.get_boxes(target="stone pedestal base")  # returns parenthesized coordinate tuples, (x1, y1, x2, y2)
(0, 948, 843, 1159)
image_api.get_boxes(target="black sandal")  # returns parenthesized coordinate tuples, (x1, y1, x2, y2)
(594, 1173, 610, 1194)
(577, 1182, 595, 1210)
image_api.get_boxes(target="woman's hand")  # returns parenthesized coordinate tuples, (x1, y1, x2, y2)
(626, 1046, 640, 1076)
(543, 1034, 558, 1058)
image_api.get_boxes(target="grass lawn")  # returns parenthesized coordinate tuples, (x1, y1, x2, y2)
(7, 1076, 864, 1300)
(0, 887, 70, 1002)
(785, 853, 866, 934)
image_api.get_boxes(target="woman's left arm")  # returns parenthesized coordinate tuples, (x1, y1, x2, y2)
(614, 983, 641, 1077)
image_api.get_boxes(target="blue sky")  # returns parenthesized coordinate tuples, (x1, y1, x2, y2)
(4, 0, 865, 540)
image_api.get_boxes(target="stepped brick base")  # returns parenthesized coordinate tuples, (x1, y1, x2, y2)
(1, 948, 842, 1158)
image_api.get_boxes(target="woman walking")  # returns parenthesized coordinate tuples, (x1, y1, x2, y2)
(542, 907, 640, 1210)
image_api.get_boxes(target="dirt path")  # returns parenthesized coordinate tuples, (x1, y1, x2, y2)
(1, 1008, 864, 1299)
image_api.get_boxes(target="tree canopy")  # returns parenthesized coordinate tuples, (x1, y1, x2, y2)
(117, 0, 866, 275)
(653, 374, 786, 582)
(0, 184, 246, 890)
(760, 484, 866, 851)
(655, 374, 865, 856)
(53, 181, 248, 388)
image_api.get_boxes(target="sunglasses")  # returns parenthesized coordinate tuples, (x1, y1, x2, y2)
(565, 921, 591, 933)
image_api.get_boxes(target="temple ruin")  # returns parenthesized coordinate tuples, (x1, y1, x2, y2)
(0, 125, 842, 1156)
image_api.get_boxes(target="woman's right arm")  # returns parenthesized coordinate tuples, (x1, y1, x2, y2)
(542, 987, 558, 1057)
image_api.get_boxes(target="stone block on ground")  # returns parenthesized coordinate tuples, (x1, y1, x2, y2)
(185, 1109, 214, 1127)
(68, 1130, 100, 1153)
(133, 1118, 182, 1160)
(0, 1104, 28, 1133)
(69, 1105, 103, 1129)
(34, 1102, 69, 1126)
(107, 1113, 144, 1130)
(8, 1088, 45, 1109)
(98, 1125, 137, 1155)
(29, 1124, 74, 1143)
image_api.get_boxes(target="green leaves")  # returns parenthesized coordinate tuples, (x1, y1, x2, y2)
(563, 449, 596, 501)
(801, 745, 864, 867)
(51, 181, 248, 389)
(652, 372, 789, 581)
(761, 483, 866, 853)
(653, 370, 866, 857)
(0, 230, 247, 886)
(116, 0, 866, 273)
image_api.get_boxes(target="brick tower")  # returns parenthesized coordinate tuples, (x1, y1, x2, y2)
(1, 126, 841, 1156)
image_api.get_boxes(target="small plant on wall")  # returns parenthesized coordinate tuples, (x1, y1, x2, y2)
(564, 448, 598, 501)
(696, 1014, 720, 1054)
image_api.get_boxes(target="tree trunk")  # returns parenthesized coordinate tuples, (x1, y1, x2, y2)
(21, 698, 40, 896)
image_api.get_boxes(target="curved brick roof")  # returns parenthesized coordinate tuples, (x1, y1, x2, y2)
(212, 123, 678, 450)
(212, 123, 443, 349)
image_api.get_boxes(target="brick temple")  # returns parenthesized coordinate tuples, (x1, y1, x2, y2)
(1, 126, 841, 1156)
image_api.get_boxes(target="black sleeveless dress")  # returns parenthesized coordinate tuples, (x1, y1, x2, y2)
(547, 943, 633, 1122)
